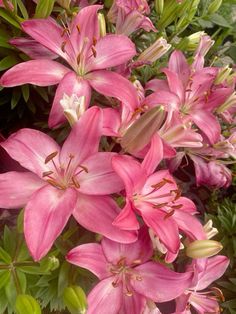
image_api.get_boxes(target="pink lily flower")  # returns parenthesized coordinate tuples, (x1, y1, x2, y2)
(0, 5, 138, 128)
(66, 227, 194, 314)
(108, 0, 156, 36)
(175, 256, 229, 314)
(145, 50, 232, 144)
(0, 107, 137, 261)
(112, 141, 206, 258)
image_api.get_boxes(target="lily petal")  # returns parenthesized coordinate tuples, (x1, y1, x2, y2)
(73, 194, 137, 243)
(0, 60, 70, 87)
(78, 152, 124, 195)
(24, 185, 77, 261)
(87, 70, 139, 111)
(86, 34, 136, 72)
(112, 200, 139, 231)
(0, 171, 45, 208)
(66, 243, 109, 279)
(168, 50, 190, 88)
(1, 128, 61, 177)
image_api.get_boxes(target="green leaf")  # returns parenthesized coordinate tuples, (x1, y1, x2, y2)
(35, 0, 55, 18)
(58, 262, 70, 297)
(15, 0, 28, 19)
(0, 55, 18, 71)
(0, 270, 11, 290)
(3, 226, 16, 257)
(0, 247, 12, 264)
(0, 8, 21, 29)
(21, 85, 29, 102)
(11, 88, 21, 109)
(222, 299, 236, 309)
(210, 13, 231, 27)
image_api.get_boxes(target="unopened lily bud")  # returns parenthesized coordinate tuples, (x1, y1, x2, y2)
(214, 66, 232, 85)
(155, 0, 164, 15)
(137, 37, 171, 63)
(208, 0, 222, 14)
(121, 106, 165, 154)
(15, 294, 41, 314)
(60, 94, 86, 127)
(63, 286, 87, 314)
(186, 240, 223, 259)
(40, 256, 60, 272)
(216, 92, 236, 114)
(204, 220, 218, 239)
(98, 13, 106, 37)
(177, 31, 205, 51)
(157, 0, 181, 29)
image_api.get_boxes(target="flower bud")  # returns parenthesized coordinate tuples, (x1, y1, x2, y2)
(56, 0, 71, 9)
(40, 256, 60, 272)
(121, 106, 165, 154)
(186, 240, 223, 259)
(177, 31, 205, 51)
(155, 0, 164, 15)
(60, 94, 86, 127)
(216, 92, 236, 114)
(214, 66, 232, 85)
(137, 37, 171, 63)
(63, 286, 87, 314)
(15, 294, 41, 314)
(98, 13, 106, 37)
(208, 0, 222, 14)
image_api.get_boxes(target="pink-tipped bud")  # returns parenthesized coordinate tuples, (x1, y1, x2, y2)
(60, 94, 86, 127)
(137, 37, 171, 63)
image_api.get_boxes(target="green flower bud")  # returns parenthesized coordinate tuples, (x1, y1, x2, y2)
(15, 294, 41, 314)
(63, 285, 87, 314)
(98, 13, 106, 37)
(155, 0, 164, 15)
(208, 0, 222, 14)
(137, 37, 171, 63)
(214, 66, 232, 85)
(40, 256, 59, 272)
(186, 240, 223, 259)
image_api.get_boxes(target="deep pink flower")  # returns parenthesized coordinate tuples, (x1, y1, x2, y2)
(112, 141, 205, 260)
(175, 256, 229, 314)
(0, 107, 137, 261)
(0, 5, 138, 128)
(67, 228, 194, 314)
(145, 50, 232, 144)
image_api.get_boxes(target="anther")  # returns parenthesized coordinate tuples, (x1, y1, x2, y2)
(164, 209, 175, 219)
(91, 46, 97, 58)
(153, 202, 169, 209)
(72, 176, 80, 188)
(93, 36, 97, 46)
(163, 178, 174, 184)
(151, 181, 166, 190)
(61, 41, 66, 52)
(78, 165, 88, 173)
(42, 171, 54, 177)
(45, 151, 58, 164)
(171, 204, 183, 209)
(77, 24, 80, 34)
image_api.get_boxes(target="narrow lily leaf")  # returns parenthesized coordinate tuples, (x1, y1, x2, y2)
(0, 8, 21, 29)
(0, 270, 11, 290)
(21, 85, 29, 103)
(0, 55, 19, 71)
(11, 88, 21, 109)
(35, 0, 55, 18)
(15, 0, 28, 19)
(0, 247, 12, 264)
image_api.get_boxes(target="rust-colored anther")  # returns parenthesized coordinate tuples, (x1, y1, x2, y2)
(76, 24, 81, 34)
(45, 151, 58, 164)
(91, 46, 97, 58)
(42, 171, 54, 177)
(164, 209, 175, 219)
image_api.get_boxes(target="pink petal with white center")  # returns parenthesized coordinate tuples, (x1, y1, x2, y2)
(131, 262, 193, 302)
(60, 106, 102, 167)
(0, 60, 70, 87)
(145, 79, 169, 92)
(140, 205, 180, 254)
(101, 227, 153, 265)
(141, 134, 163, 176)
(78, 152, 124, 195)
(86, 34, 136, 72)
(168, 50, 190, 88)
(87, 70, 139, 111)
(190, 110, 221, 144)
(162, 68, 185, 103)
(112, 200, 139, 231)
(173, 210, 206, 241)
(196, 255, 229, 290)
(9, 38, 58, 59)
(0, 171, 45, 209)
(87, 277, 123, 314)
(21, 18, 74, 63)
(73, 194, 137, 243)
(48, 72, 91, 128)
(102, 108, 121, 136)
(70, 5, 102, 55)
(112, 155, 146, 196)
(1, 128, 61, 177)
(24, 185, 78, 261)
(66, 243, 109, 280)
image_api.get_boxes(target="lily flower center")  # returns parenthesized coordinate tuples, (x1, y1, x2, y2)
(109, 257, 142, 297)
(42, 151, 88, 190)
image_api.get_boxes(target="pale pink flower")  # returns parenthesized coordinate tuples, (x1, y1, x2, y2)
(67, 228, 194, 314)
(0, 5, 138, 128)
(0, 107, 137, 261)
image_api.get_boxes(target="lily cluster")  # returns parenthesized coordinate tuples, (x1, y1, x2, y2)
(0, 1, 234, 313)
